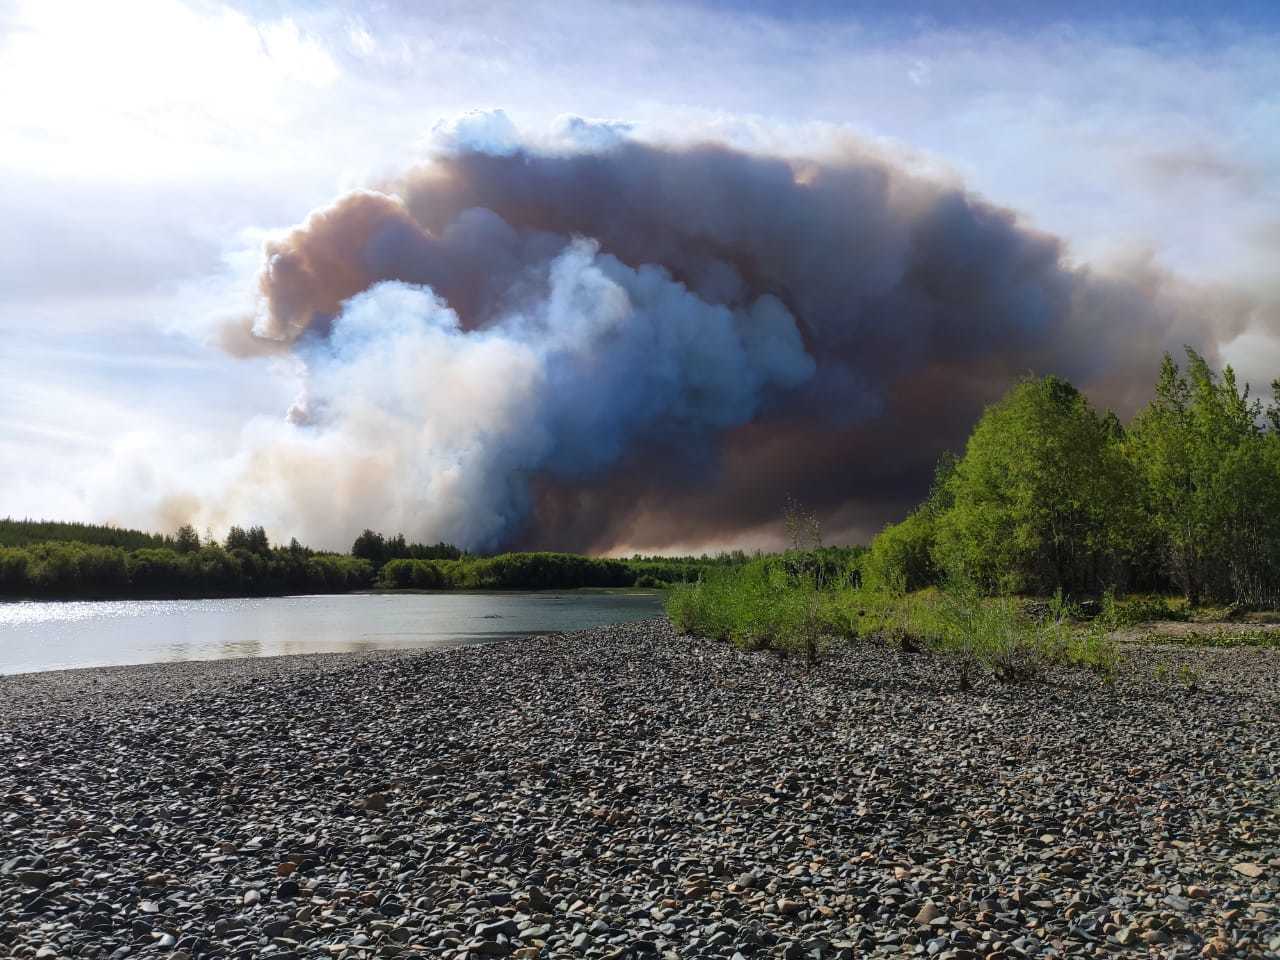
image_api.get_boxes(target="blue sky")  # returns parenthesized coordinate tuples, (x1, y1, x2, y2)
(1, 0, 1277, 542)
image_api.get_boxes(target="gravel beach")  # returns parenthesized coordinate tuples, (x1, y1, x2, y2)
(1, 619, 1277, 960)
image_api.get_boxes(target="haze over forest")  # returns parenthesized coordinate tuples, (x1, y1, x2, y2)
(3, 0, 1278, 553)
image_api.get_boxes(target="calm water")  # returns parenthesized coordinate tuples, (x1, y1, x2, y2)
(0, 590, 664, 675)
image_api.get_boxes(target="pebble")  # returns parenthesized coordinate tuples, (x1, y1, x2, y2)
(0, 619, 1276, 960)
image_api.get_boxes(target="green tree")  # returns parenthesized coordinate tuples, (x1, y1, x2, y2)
(244, 525, 270, 555)
(386, 533, 408, 560)
(1127, 350, 1280, 604)
(351, 529, 387, 567)
(1267, 378, 1280, 434)
(934, 375, 1139, 594)
(174, 524, 201, 554)
(225, 525, 270, 555)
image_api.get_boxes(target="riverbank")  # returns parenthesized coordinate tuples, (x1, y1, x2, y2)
(1, 620, 1277, 959)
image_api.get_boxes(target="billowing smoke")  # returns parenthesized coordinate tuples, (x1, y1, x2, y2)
(207, 115, 1273, 552)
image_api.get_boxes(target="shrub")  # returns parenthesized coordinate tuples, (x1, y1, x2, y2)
(862, 509, 938, 593)
(0, 547, 30, 593)
(629, 561, 706, 585)
(379, 558, 446, 589)
(74, 544, 129, 593)
(664, 560, 856, 661)
(380, 558, 417, 589)
(127, 548, 199, 595)
(1158, 628, 1280, 649)
(1098, 591, 1189, 629)
(859, 579, 1121, 689)
(461, 553, 634, 590)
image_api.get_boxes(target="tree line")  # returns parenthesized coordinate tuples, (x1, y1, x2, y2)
(0, 540, 375, 598)
(0, 522, 392, 598)
(0, 518, 173, 551)
(0, 521, 723, 599)
(376, 554, 724, 591)
(350, 529, 464, 566)
(864, 349, 1280, 606)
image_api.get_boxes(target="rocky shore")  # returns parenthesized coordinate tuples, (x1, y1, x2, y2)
(1, 619, 1277, 960)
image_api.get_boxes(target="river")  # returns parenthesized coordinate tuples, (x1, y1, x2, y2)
(0, 590, 665, 675)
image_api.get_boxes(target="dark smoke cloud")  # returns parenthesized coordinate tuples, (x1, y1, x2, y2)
(225, 128, 1271, 551)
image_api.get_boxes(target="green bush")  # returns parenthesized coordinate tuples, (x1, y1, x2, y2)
(74, 544, 129, 593)
(1157, 628, 1280, 649)
(460, 552, 635, 590)
(770, 547, 864, 591)
(862, 510, 938, 593)
(929, 580, 1119, 687)
(1099, 591, 1189, 629)
(14, 542, 129, 596)
(0, 547, 30, 593)
(664, 559, 857, 660)
(628, 560, 709, 585)
(27, 542, 86, 594)
(127, 548, 203, 595)
(378, 558, 446, 589)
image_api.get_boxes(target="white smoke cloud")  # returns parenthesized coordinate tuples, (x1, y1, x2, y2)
(428, 108, 521, 157)
(550, 114, 635, 152)
(1220, 328, 1280, 396)
(199, 237, 814, 549)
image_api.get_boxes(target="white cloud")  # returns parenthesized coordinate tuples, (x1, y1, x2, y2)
(1220, 330, 1280, 397)
(428, 109, 521, 157)
(0, 0, 340, 180)
(548, 114, 635, 152)
(347, 19, 376, 56)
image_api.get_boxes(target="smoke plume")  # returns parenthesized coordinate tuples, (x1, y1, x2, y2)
(208, 115, 1272, 552)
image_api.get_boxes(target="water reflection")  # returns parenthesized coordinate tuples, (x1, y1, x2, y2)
(0, 591, 664, 674)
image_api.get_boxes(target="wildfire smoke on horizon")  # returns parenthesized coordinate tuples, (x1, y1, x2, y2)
(197, 117, 1271, 553)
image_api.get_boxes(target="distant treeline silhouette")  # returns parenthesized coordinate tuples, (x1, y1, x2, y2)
(351, 529, 464, 566)
(0, 531, 374, 599)
(377, 553, 725, 591)
(0, 519, 172, 551)
(0, 521, 731, 599)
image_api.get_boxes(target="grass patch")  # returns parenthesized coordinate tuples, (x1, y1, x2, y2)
(931, 584, 1119, 687)
(1150, 628, 1280, 649)
(664, 558, 858, 662)
(667, 565, 1119, 686)
(1098, 592, 1189, 629)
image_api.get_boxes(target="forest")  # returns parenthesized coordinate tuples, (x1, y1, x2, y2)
(0, 524, 376, 599)
(667, 350, 1280, 673)
(0, 521, 720, 598)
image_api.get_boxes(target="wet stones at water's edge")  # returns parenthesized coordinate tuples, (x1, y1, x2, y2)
(0, 619, 1277, 960)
